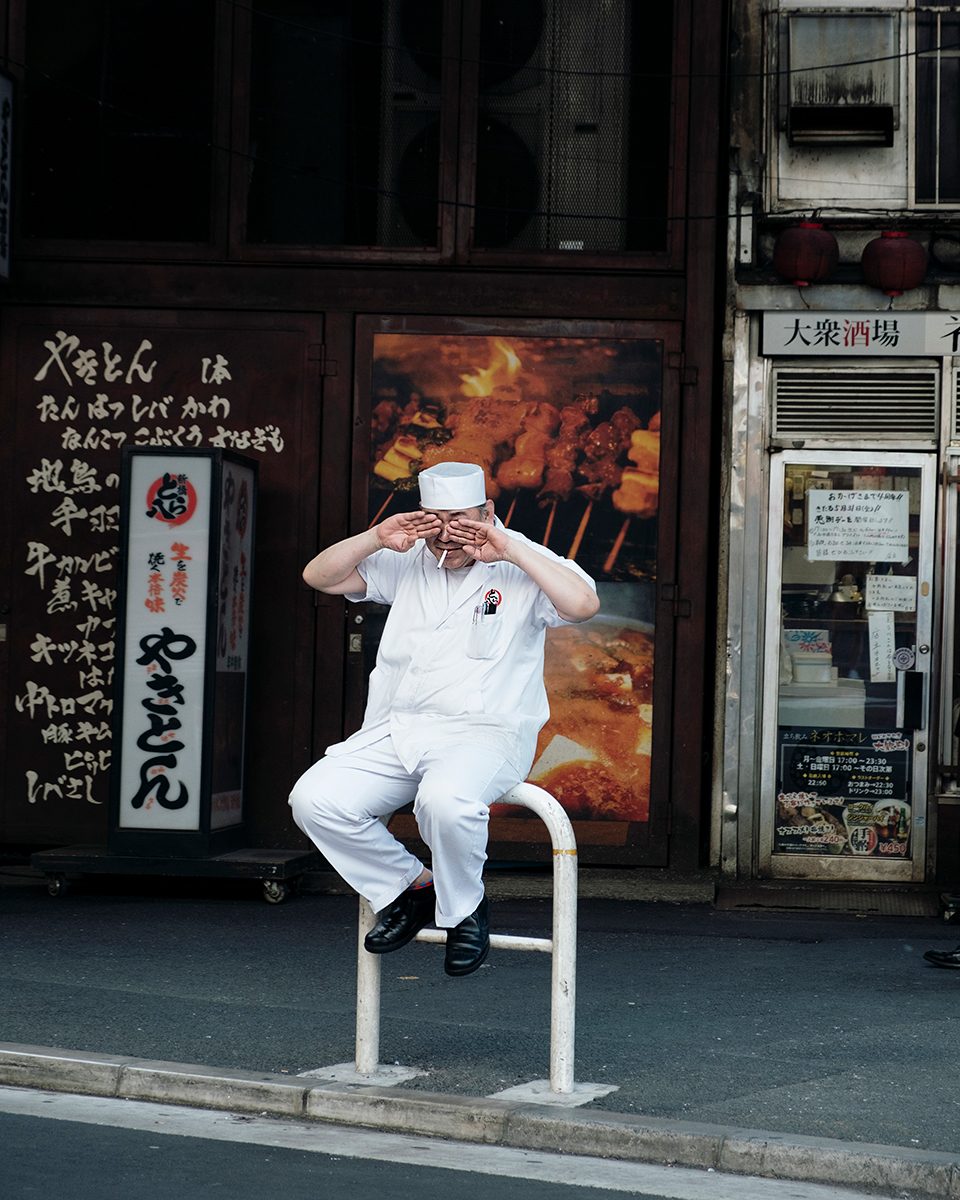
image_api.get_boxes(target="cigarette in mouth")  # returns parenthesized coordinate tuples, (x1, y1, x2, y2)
(437, 549, 448, 570)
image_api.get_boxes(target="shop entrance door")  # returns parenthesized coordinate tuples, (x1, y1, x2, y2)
(759, 451, 936, 880)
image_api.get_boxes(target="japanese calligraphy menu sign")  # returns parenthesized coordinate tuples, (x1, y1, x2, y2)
(210, 458, 255, 830)
(776, 728, 912, 857)
(5, 316, 293, 847)
(111, 449, 256, 851)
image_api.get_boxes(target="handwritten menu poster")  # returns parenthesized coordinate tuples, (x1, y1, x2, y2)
(807, 490, 909, 563)
(7, 320, 290, 844)
(865, 574, 917, 613)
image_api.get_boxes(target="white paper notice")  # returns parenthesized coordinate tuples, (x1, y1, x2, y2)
(868, 610, 896, 683)
(865, 574, 917, 613)
(807, 490, 910, 563)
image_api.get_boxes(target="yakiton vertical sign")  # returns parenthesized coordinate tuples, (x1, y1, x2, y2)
(116, 454, 212, 832)
(110, 448, 256, 854)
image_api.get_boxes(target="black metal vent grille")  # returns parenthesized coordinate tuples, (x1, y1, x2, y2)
(471, 0, 672, 253)
(954, 369, 960, 440)
(772, 369, 939, 443)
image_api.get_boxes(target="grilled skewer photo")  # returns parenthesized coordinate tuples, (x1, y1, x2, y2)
(368, 337, 661, 582)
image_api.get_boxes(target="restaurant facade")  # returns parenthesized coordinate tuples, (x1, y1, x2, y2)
(721, 0, 960, 893)
(0, 1, 728, 873)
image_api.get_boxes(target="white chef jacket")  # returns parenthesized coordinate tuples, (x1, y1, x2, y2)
(324, 524, 597, 777)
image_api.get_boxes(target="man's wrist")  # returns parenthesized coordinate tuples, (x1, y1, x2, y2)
(497, 533, 522, 567)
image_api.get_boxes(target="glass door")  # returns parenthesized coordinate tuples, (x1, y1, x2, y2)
(759, 451, 936, 880)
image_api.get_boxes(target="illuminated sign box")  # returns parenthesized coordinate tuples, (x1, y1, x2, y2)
(109, 448, 257, 857)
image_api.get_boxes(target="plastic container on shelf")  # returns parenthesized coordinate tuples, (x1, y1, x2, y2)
(778, 678, 866, 728)
(791, 651, 833, 683)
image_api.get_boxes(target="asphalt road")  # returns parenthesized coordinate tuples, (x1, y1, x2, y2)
(0, 1087, 912, 1200)
(2, 875, 958, 1154)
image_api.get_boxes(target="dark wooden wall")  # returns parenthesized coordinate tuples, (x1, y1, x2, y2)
(0, 0, 727, 866)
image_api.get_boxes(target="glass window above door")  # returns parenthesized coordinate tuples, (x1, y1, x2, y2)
(22, 0, 216, 241)
(244, 0, 675, 254)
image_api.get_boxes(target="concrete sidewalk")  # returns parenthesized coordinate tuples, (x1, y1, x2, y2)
(1, 867, 959, 1196)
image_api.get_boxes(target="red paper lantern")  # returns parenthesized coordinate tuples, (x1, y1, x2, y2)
(772, 221, 838, 287)
(861, 231, 928, 296)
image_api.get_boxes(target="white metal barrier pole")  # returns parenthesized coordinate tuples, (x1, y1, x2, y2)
(352, 783, 582, 1095)
(355, 897, 382, 1076)
(496, 783, 578, 1094)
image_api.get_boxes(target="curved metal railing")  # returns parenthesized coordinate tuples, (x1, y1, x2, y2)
(355, 782, 579, 1094)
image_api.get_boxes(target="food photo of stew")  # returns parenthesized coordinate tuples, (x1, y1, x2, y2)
(529, 617, 654, 824)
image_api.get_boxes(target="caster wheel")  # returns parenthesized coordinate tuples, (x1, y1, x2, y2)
(262, 879, 290, 904)
(47, 875, 70, 898)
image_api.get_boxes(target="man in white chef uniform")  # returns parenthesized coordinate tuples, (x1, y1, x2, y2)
(290, 462, 599, 976)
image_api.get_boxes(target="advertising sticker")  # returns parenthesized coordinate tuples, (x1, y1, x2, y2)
(776, 727, 912, 857)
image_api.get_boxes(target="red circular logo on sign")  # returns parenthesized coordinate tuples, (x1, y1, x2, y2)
(484, 589, 502, 607)
(145, 473, 198, 527)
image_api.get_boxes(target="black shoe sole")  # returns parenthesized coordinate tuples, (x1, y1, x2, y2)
(444, 938, 490, 977)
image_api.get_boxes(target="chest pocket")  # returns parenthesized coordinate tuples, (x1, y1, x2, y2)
(466, 611, 503, 660)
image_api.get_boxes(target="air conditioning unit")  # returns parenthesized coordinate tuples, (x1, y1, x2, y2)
(379, 0, 631, 251)
(377, 2, 446, 247)
(476, 0, 630, 251)
(783, 13, 900, 147)
(771, 5, 908, 209)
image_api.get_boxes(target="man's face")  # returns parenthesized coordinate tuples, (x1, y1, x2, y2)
(421, 501, 492, 569)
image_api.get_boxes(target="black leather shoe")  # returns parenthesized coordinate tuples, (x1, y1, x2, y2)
(444, 896, 489, 977)
(923, 946, 960, 969)
(364, 886, 435, 954)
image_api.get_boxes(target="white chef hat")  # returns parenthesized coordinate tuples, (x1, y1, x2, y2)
(418, 462, 487, 510)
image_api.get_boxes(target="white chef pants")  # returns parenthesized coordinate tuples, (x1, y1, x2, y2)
(289, 734, 522, 927)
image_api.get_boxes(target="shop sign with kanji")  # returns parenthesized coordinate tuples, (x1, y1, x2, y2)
(761, 312, 960, 356)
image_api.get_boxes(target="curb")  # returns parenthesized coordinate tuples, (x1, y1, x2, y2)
(1, 1044, 958, 1197)
(302, 868, 719, 904)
